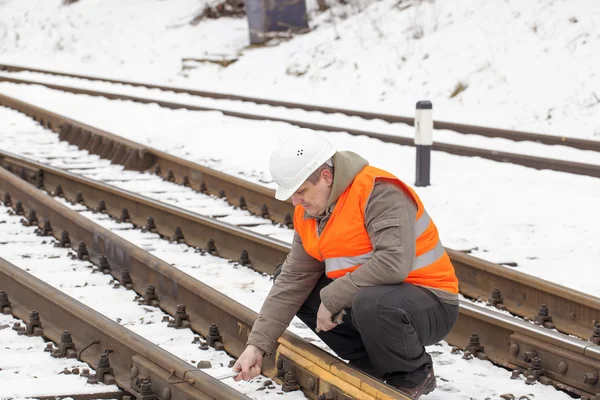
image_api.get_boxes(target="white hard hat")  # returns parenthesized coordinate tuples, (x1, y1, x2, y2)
(269, 128, 336, 201)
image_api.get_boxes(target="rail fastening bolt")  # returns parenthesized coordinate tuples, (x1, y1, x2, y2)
(239, 250, 250, 265)
(261, 204, 269, 218)
(75, 191, 84, 204)
(167, 170, 175, 182)
(42, 219, 53, 236)
(99, 255, 111, 274)
(54, 184, 63, 197)
(219, 189, 226, 199)
(97, 200, 107, 213)
(77, 241, 89, 260)
(238, 196, 247, 210)
(27, 209, 38, 225)
(14, 200, 24, 215)
(3, 192, 12, 206)
(146, 216, 156, 232)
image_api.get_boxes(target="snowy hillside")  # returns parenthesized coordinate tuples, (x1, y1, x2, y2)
(1, 0, 599, 138)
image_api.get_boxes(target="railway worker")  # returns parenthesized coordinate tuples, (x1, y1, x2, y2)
(232, 128, 459, 399)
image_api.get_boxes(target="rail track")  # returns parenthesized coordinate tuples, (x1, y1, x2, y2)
(0, 163, 407, 399)
(0, 257, 251, 400)
(0, 66, 600, 178)
(1, 96, 600, 342)
(1, 109, 600, 398)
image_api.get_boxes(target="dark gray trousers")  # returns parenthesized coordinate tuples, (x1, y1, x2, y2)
(295, 274, 459, 387)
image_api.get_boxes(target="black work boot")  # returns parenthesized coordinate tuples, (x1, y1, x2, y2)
(388, 366, 436, 399)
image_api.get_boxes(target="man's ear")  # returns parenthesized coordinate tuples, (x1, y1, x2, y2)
(322, 169, 334, 186)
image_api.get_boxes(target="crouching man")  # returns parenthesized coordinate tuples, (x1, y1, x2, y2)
(232, 128, 459, 399)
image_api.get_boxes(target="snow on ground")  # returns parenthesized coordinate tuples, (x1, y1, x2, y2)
(0, 314, 119, 398)
(1, 0, 599, 139)
(3, 75, 600, 165)
(0, 89, 599, 298)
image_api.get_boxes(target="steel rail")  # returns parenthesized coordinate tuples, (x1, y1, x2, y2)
(1, 79, 599, 178)
(0, 257, 251, 400)
(2, 165, 600, 397)
(0, 165, 406, 400)
(1, 62, 599, 152)
(2, 143, 600, 346)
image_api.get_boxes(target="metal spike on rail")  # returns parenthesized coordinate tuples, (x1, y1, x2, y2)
(282, 370, 301, 392)
(97, 199, 107, 213)
(59, 231, 71, 248)
(167, 170, 175, 182)
(14, 200, 24, 215)
(206, 238, 218, 256)
(534, 304, 555, 329)
(143, 216, 157, 233)
(5, 164, 13, 174)
(118, 268, 133, 290)
(172, 226, 184, 243)
(182, 175, 190, 187)
(167, 304, 191, 329)
(75, 191, 85, 204)
(199, 181, 208, 194)
(261, 204, 269, 218)
(207, 323, 224, 350)
(138, 285, 159, 307)
(139, 380, 157, 400)
(466, 333, 486, 360)
(51, 330, 77, 359)
(526, 356, 547, 382)
(0, 291, 12, 314)
(154, 165, 161, 176)
(35, 170, 44, 189)
(590, 323, 600, 345)
(26, 209, 38, 227)
(2, 192, 11, 206)
(41, 219, 53, 236)
(219, 189, 226, 199)
(238, 196, 247, 210)
(98, 255, 111, 274)
(77, 241, 89, 261)
(19, 167, 27, 181)
(119, 208, 131, 223)
(239, 250, 250, 266)
(54, 184, 63, 197)
(487, 287, 507, 311)
(17, 310, 43, 336)
(87, 352, 116, 385)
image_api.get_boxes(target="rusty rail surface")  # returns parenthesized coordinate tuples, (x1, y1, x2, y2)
(0, 257, 250, 400)
(0, 165, 406, 400)
(1, 126, 600, 346)
(2, 164, 600, 397)
(1, 62, 599, 152)
(1, 80, 600, 179)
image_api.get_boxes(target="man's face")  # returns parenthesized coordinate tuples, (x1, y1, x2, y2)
(291, 170, 333, 217)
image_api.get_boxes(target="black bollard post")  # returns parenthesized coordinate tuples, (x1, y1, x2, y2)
(415, 100, 433, 187)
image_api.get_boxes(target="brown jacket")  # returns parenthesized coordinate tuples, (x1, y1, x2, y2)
(247, 151, 458, 355)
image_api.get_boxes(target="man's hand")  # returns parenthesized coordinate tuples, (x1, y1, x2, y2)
(233, 345, 264, 381)
(316, 302, 338, 332)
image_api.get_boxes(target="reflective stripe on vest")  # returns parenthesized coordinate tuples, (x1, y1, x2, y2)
(324, 212, 444, 279)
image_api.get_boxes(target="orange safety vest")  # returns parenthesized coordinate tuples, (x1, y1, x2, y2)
(294, 166, 459, 294)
